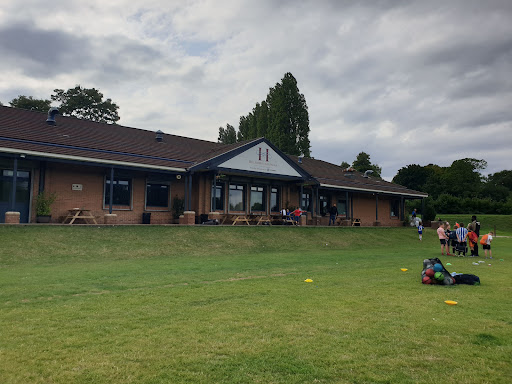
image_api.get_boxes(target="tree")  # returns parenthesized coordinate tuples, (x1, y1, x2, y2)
(218, 124, 237, 144)
(442, 158, 486, 198)
(487, 170, 512, 191)
(9, 95, 51, 113)
(51, 85, 120, 124)
(266, 73, 310, 156)
(340, 161, 351, 169)
(352, 152, 382, 178)
(392, 164, 431, 191)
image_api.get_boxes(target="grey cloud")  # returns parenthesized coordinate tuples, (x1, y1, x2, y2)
(0, 22, 91, 76)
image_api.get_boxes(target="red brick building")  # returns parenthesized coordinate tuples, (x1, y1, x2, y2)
(0, 106, 427, 225)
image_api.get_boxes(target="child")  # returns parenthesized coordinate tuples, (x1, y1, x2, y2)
(437, 222, 451, 255)
(480, 231, 494, 259)
(418, 221, 424, 241)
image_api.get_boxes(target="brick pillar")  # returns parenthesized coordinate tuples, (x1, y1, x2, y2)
(342, 219, 352, 227)
(5, 211, 20, 224)
(183, 211, 196, 225)
(299, 215, 307, 226)
(208, 212, 220, 221)
(104, 214, 118, 225)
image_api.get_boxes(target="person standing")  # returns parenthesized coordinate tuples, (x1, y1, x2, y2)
(456, 222, 468, 244)
(418, 221, 424, 241)
(328, 203, 338, 226)
(437, 222, 450, 255)
(481, 231, 494, 259)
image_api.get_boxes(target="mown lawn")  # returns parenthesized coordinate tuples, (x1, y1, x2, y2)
(0, 225, 511, 384)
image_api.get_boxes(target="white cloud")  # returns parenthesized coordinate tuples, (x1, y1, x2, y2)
(1, 0, 511, 181)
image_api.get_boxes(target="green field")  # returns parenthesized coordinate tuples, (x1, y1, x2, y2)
(1, 225, 511, 384)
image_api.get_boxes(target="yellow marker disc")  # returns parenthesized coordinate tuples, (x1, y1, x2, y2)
(444, 300, 458, 305)
(304, 279, 313, 283)
(401, 268, 408, 272)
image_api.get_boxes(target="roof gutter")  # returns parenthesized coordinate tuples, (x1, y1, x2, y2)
(319, 183, 428, 198)
(0, 147, 187, 173)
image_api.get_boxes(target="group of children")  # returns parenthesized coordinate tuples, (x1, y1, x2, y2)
(434, 218, 494, 258)
(416, 216, 494, 258)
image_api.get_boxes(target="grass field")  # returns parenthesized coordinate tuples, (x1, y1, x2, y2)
(1, 224, 511, 384)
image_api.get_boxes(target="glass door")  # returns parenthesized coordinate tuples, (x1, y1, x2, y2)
(0, 169, 31, 223)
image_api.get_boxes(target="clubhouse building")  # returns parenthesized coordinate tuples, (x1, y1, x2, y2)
(0, 106, 427, 225)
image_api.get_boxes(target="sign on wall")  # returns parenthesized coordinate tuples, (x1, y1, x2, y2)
(72, 184, 83, 191)
(218, 142, 301, 177)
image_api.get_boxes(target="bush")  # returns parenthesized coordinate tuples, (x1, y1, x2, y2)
(35, 192, 57, 216)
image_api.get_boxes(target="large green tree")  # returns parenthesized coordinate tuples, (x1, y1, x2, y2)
(218, 124, 237, 144)
(51, 85, 120, 124)
(266, 73, 310, 156)
(392, 164, 431, 191)
(352, 152, 382, 178)
(9, 95, 51, 113)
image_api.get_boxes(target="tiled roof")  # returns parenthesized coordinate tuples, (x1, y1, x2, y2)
(288, 155, 427, 197)
(0, 106, 225, 171)
(1, 106, 427, 196)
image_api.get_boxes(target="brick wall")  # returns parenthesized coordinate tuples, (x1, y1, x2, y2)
(32, 163, 185, 224)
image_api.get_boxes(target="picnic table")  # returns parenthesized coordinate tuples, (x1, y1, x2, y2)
(63, 208, 98, 225)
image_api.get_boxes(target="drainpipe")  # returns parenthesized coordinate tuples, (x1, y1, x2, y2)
(10, 158, 18, 210)
(109, 167, 114, 214)
(38, 161, 46, 193)
(212, 172, 217, 211)
(188, 172, 193, 211)
(345, 191, 349, 219)
(375, 194, 379, 221)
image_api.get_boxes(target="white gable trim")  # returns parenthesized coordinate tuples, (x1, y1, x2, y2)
(217, 142, 302, 178)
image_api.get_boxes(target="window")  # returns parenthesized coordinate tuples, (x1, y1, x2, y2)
(250, 185, 266, 212)
(105, 177, 132, 206)
(390, 199, 400, 217)
(301, 191, 312, 212)
(270, 187, 280, 212)
(211, 182, 225, 211)
(229, 184, 245, 211)
(337, 199, 347, 216)
(319, 195, 329, 216)
(146, 182, 169, 207)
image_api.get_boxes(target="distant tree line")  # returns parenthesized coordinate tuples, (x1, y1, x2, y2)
(6, 85, 120, 124)
(218, 72, 311, 157)
(393, 159, 512, 215)
(341, 152, 382, 179)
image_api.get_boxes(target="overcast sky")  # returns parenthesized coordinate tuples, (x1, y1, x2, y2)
(1, 0, 511, 180)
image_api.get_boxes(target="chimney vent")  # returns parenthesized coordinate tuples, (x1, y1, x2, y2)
(155, 130, 163, 142)
(46, 107, 59, 125)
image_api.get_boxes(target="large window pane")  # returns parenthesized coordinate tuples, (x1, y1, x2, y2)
(319, 195, 328, 216)
(337, 199, 347, 215)
(270, 187, 279, 212)
(211, 182, 224, 211)
(250, 186, 265, 212)
(146, 183, 169, 207)
(302, 191, 312, 212)
(390, 200, 400, 217)
(105, 177, 131, 206)
(229, 184, 245, 211)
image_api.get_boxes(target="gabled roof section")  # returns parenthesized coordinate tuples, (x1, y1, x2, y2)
(0, 106, 221, 172)
(190, 138, 312, 181)
(291, 155, 428, 198)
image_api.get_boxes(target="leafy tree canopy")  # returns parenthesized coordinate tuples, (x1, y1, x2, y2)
(352, 152, 382, 178)
(340, 161, 351, 169)
(51, 85, 120, 124)
(9, 95, 52, 113)
(218, 124, 237, 144)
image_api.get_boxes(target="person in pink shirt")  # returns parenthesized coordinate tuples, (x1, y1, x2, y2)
(437, 222, 451, 256)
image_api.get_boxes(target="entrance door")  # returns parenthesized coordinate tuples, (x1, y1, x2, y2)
(0, 169, 31, 223)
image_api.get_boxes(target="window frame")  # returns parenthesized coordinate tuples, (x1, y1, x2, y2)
(145, 179, 171, 210)
(228, 183, 246, 212)
(211, 181, 225, 212)
(270, 186, 280, 213)
(250, 185, 266, 212)
(103, 175, 133, 210)
(390, 199, 400, 218)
